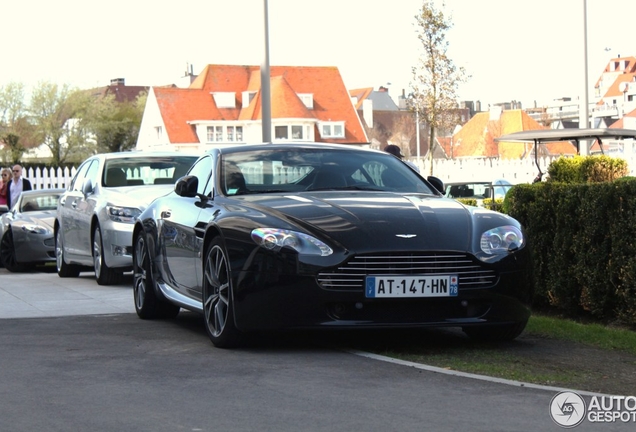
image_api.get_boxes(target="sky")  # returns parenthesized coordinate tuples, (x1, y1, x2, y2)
(2, 0, 635, 109)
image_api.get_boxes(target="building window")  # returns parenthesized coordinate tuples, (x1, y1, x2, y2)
(275, 126, 288, 140)
(319, 122, 345, 138)
(206, 125, 244, 143)
(292, 125, 303, 139)
(298, 93, 314, 109)
(155, 126, 163, 140)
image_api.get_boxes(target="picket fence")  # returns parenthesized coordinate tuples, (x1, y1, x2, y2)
(22, 166, 78, 190)
(18, 153, 636, 190)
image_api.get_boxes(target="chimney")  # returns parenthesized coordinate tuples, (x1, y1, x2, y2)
(110, 78, 125, 86)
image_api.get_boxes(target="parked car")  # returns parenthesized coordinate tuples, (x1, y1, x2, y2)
(444, 179, 514, 207)
(132, 143, 532, 348)
(0, 189, 64, 272)
(55, 152, 199, 285)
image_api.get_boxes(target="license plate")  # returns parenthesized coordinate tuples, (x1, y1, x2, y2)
(365, 275, 458, 298)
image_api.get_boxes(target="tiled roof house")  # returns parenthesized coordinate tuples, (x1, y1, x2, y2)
(89, 78, 148, 103)
(439, 108, 576, 159)
(136, 64, 368, 151)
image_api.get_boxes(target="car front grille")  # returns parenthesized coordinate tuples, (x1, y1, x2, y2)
(317, 252, 497, 292)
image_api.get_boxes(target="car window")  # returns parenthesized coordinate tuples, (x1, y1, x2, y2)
(85, 160, 100, 190)
(187, 155, 213, 195)
(70, 159, 95, 192)
(21, 193, 61, 212)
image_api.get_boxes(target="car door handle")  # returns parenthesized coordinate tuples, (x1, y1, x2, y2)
(161, 210, 171, 218)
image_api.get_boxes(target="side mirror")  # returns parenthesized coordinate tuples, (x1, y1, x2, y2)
(427, 176, 444, 194)
(81, 178, 94, 197)
(175, 175, 199, 198)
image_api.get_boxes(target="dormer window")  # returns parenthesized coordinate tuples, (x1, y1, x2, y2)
(298, 93, 314, 109)
(212, 92, 236, 108)
(242, 91, 257, 107)
(318, 121, 345, 138)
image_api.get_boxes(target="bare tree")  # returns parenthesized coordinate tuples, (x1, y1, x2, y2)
(409, 1, 469, 175)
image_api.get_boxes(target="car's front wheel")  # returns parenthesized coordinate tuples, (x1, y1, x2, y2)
(202, 237, 241, 348)
(56, 230, 80, 277)
(133, 231, 180, 319)
(93, 225, 122, 285)
(462, 320, 528, 342)
(0, 230, 29, 272)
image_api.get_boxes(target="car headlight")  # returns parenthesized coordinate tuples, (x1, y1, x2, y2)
(21, 224, 51, 235)
(480, 225, 524, 254)
(251, 228, 333, 256)
(107, 205, 142, 223)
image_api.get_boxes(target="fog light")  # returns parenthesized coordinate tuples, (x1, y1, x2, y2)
(111, 245, 126, 256)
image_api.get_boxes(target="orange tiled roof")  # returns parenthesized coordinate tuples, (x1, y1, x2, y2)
(349, 87, 374, 110)
(597, 73, 636, 103)
(157, 64, 367, 144)
(594, 56, 636, 88)
(448, 110, 576, 159)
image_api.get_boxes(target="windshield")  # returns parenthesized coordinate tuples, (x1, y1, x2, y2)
(221, 148, 436, 196)
(20, 193, 61, 212)
(445, 180, 513, 200)
(103, 156, 198, 187)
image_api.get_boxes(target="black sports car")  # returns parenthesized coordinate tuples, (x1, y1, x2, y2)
(133, 143, 532, 347)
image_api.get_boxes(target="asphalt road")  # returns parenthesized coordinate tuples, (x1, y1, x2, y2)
(0, 268, 631, 431)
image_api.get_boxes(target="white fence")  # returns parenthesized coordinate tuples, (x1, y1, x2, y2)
(20, 153, 636, 190)
(410, 156, 559, 184)
(23, 166, 78, 190)
(412, 153, 636, 184)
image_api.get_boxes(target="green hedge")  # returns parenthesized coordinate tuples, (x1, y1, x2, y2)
(503, 180, 636, 326)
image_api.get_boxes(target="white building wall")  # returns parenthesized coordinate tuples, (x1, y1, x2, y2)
(136, 88, 169, 151)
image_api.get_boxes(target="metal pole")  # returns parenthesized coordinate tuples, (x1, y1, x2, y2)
(261, 0, 272, 143)
(579, 0, 590, 155)
(416, 110, 421, 163)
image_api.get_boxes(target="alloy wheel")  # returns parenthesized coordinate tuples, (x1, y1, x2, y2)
(204, 244, 230, 338)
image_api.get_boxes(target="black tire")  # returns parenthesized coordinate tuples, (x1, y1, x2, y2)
(133, 231, 180, 319)
(56, 229, 80, 278)
(462, 320, 528, 342)
(0, 230, 30, 272)
(93, 225, 122, 286)
(203, 237, 241, 348)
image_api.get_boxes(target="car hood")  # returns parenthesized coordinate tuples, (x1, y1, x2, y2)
(103, 185, 173, 208)
(12, 210, 55, 230)
(232, 192, 514, 252)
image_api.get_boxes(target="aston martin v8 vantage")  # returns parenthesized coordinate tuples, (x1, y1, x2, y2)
(133, 143, 532, 347)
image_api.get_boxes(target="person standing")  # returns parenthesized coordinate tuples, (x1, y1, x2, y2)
(0, 167, 11, 208)
(383, 144, 420, 173)
(7, 164, 32, 209)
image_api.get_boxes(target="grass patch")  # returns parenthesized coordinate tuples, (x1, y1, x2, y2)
(526, 314, 636, 355)
(388, 350, 581, 386)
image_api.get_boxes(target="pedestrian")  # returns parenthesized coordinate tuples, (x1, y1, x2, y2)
(0, 167, 11, 208)
(7, 164, 33, 209)
(383, 144, 420, 173)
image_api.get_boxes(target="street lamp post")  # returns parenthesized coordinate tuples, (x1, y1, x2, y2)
(261, 0, 272, 143)
(579, 0, 590, 155)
